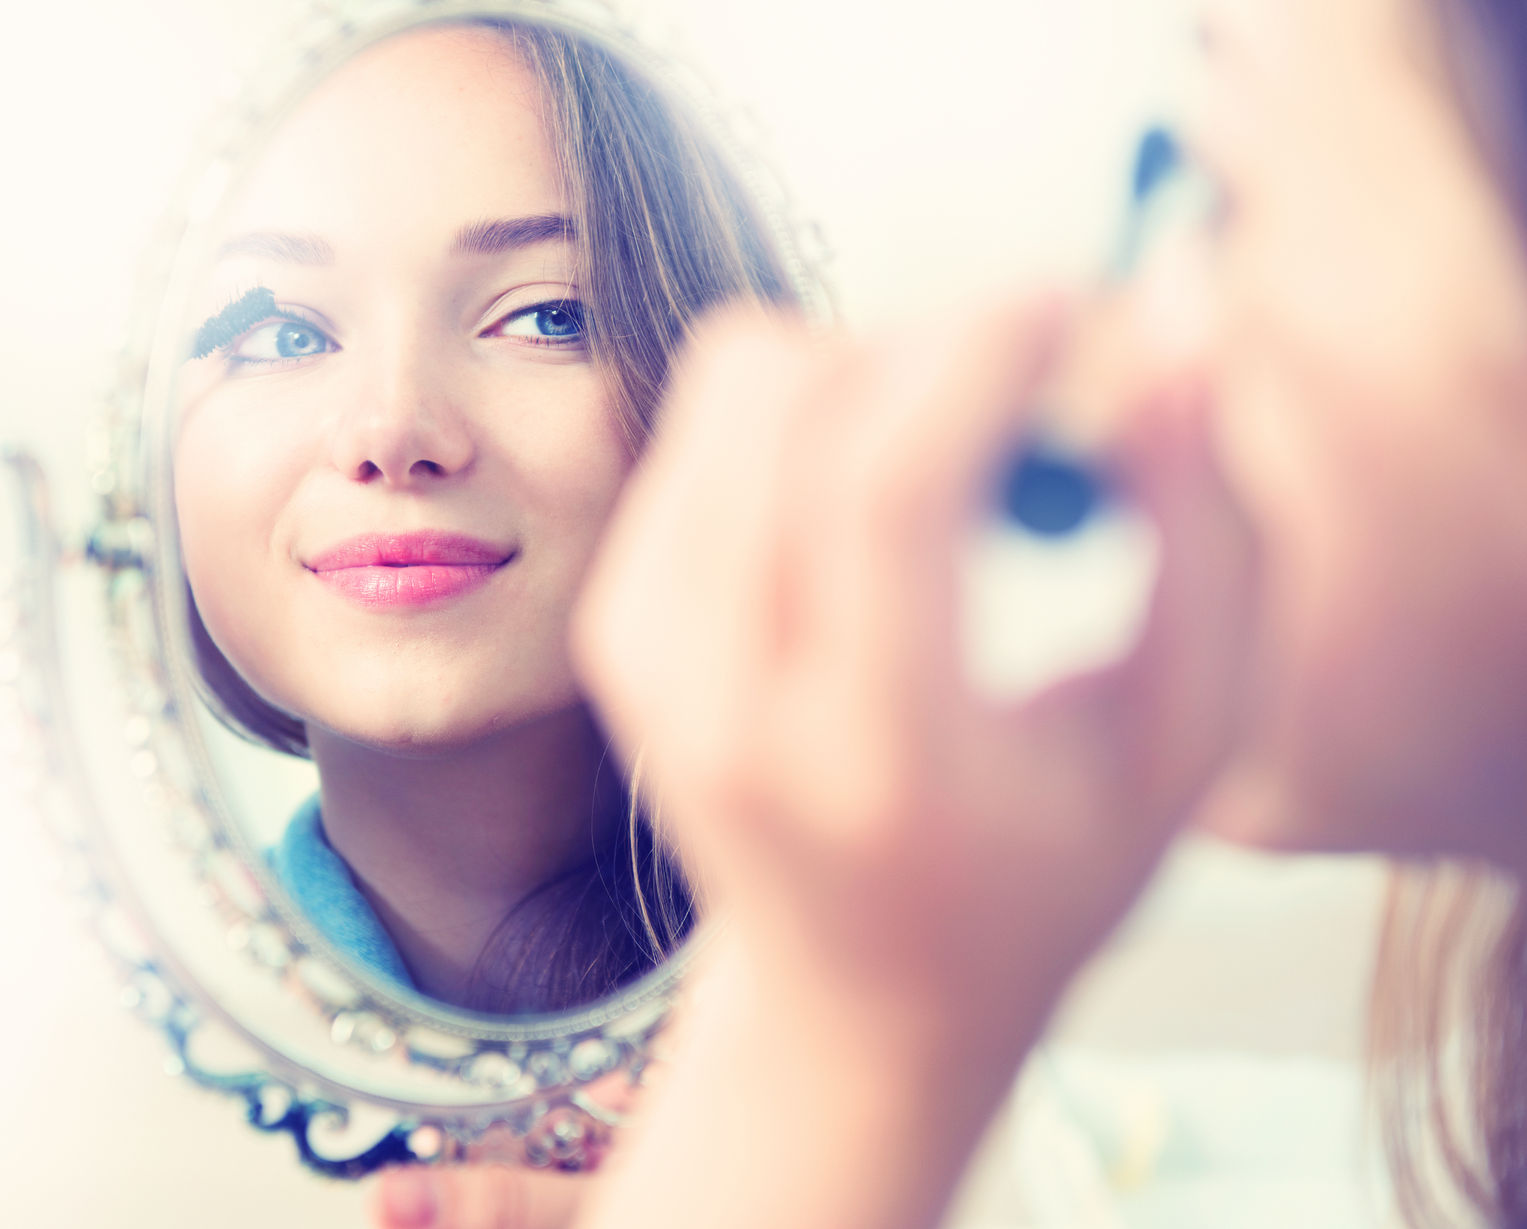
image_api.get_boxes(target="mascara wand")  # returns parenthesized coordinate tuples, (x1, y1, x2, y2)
(997, 125, 1188, 536)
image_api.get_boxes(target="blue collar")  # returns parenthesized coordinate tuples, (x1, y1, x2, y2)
(269, 795, 417, 990)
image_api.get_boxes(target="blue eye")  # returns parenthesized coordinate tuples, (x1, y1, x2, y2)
(488, 301, 587, 344)
(228, 317, 336, 364)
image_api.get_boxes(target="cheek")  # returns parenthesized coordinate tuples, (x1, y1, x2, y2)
(173, 409, 306, 695)
(1215, 132, 1527, 724)
(1217, 326, 1527, 852)
(507, 381, 635, 556)
(1219, 40, 1527, 423)
(175, 393, 306, 538)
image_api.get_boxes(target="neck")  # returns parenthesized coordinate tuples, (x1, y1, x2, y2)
(307, 705, 621, 1006)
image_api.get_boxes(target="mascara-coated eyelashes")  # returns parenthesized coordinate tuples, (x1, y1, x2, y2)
(189, 287, 278, 360)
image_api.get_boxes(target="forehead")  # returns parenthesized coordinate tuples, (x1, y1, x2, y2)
(218, 24, 563, 248)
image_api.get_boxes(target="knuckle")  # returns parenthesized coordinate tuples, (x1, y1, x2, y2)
(680, 313, 811, 413)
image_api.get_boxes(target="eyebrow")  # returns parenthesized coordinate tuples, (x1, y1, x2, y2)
(213, 214, 574, 266)
(452, 213, 574, 257)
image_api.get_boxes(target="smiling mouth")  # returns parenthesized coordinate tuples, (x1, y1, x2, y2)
(306, 532, 516, 608)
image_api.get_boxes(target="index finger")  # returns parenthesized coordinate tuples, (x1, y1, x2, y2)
(804, 293, 1073, 690)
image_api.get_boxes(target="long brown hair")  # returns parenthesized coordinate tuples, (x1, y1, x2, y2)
(1369, 4, 1527, 1223)
(184, 16, 801, 1012)
(1369, 867, 1526, 1226)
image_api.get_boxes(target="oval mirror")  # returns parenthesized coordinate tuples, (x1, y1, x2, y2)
(11, 0, 827, 1177)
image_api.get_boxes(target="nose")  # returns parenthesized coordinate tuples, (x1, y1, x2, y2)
(329, 338, 476, 485)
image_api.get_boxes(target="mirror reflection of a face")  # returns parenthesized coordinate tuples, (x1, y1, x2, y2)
(170, 17, 799, 1017)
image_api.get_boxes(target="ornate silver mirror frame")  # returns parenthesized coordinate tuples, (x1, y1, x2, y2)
(2, 0, 828, 1178)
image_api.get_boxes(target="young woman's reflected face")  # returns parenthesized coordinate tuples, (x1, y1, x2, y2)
(176, 27, 633, 752)
(1172, 0, 1527, 860)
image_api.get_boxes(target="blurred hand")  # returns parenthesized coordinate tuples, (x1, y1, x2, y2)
(370, 1163, 587, 1229)
(573, 294, 1259, 1066)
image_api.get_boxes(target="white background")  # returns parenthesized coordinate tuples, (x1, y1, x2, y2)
(0, 2, 1388, 1225)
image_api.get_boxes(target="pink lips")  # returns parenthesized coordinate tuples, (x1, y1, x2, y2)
(306, 532, 513, 607)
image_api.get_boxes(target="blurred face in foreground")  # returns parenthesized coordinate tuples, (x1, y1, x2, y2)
(1167, 0, 1527, 865)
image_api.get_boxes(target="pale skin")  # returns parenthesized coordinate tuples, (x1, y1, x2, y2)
(385, 0, 1527, 1226)
(176, 27, 634, 1008)
(1183, 0, 1527, 869)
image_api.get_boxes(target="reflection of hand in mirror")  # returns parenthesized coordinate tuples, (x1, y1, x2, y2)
(170, 21, 799, 1016)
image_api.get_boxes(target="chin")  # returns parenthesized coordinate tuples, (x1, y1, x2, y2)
(251, 644, 589, 754)
(332, 720, 484, 757)
(1199, 750, 1525, 873)
(311, 704, 533, 756)
(1195, 757, 1386, 857)
(306, 679, 588, 757)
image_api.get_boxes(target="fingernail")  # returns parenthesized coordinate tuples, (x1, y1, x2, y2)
(379, 1167, 439, 1229)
